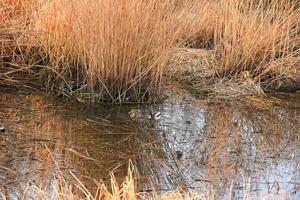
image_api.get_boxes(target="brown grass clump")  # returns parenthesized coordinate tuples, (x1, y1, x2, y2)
(168, 0, 300, 98)
(7, 164, 202, 200)
(2, 0, 300, 101)
(1, 164, 288, 200)
(214, 0, 300, 80)
(198, 0, 300, 91)
(31, 0, 196, 103)
(0, 0, 38, 87)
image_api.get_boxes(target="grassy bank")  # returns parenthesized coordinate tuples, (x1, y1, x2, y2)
(168, 0, 300, 98)
(1, 0, 300, 101)
(5, 166, 202, 200)
(1, 164, 288, 200)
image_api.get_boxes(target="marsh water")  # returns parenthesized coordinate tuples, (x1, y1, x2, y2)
(1, 88, 300, 199)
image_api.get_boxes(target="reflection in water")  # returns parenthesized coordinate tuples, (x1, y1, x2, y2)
(0, 91, 300, 199)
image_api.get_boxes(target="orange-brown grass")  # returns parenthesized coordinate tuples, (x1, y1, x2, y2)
(2, 166, 288, 200)
(0, 0, 38, 87)
(215, 0, 300, 79)
(31, 0, 197, 103)
(0, 1, 25, 77)
(7, 164, 203, 200)
(2, 0, 300, 100)
(189, 0, 300, 91)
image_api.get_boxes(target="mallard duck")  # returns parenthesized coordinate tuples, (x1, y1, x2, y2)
(147, 112, 162, 121)
(0, 126, 5, 133)
(128, 109, 142, 119)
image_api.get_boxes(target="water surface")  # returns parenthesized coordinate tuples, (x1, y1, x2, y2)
(0, 89, 300, 199)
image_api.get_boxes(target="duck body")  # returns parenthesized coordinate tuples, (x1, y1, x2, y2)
(128, 109, 142, 119)
(147, 112, 162, 121)
(128, 109, 162, 121)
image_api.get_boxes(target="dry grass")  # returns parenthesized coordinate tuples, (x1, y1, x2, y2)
(0, 165, 289, 200)
(0, 0, 38, 88)
(30, 0, 198, 103)
(2, 164, 203, 200)
(1, 0, 300, 101)
(214, 0, 300, 83)
(165, 0, 300, 99)
(185, 0, 300, 94)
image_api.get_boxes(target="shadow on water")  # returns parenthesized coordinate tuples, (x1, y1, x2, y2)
(0, 89, 300, 199)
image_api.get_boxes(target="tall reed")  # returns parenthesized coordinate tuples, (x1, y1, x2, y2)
(190, 0, 300, 89)
(3, 0, 300, 99)
(32, 0, 196, 103)
(0, 0, 37, 87)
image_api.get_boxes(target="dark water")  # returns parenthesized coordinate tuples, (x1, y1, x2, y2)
(0, 89, 300, 199)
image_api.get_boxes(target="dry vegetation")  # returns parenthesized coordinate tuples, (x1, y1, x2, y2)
(168, 0, 300, 98)
(31, 0, 199, 103)
(1, 1, 300, 199)
(0, 165, 288, 200)
(0, 156, 204, 200)
(1, 0, 300, 101)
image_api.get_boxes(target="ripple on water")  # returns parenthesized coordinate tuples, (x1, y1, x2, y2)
(0, 91, 300, 199)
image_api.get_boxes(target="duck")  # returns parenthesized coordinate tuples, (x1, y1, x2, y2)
(147, 112, 162, 121)
(128, 109, 142, 119)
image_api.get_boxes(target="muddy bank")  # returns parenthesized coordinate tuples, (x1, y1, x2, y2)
(0, 88, 300, 199)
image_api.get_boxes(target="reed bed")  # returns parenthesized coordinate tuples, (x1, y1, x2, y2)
(30, 0, 198, 103)
(184, 0, 300, 95)
(214, 0, 300, 89)
(164, 0, 300, 99)
(0, 0, 37, 88)
(1, 0, 300, 101)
